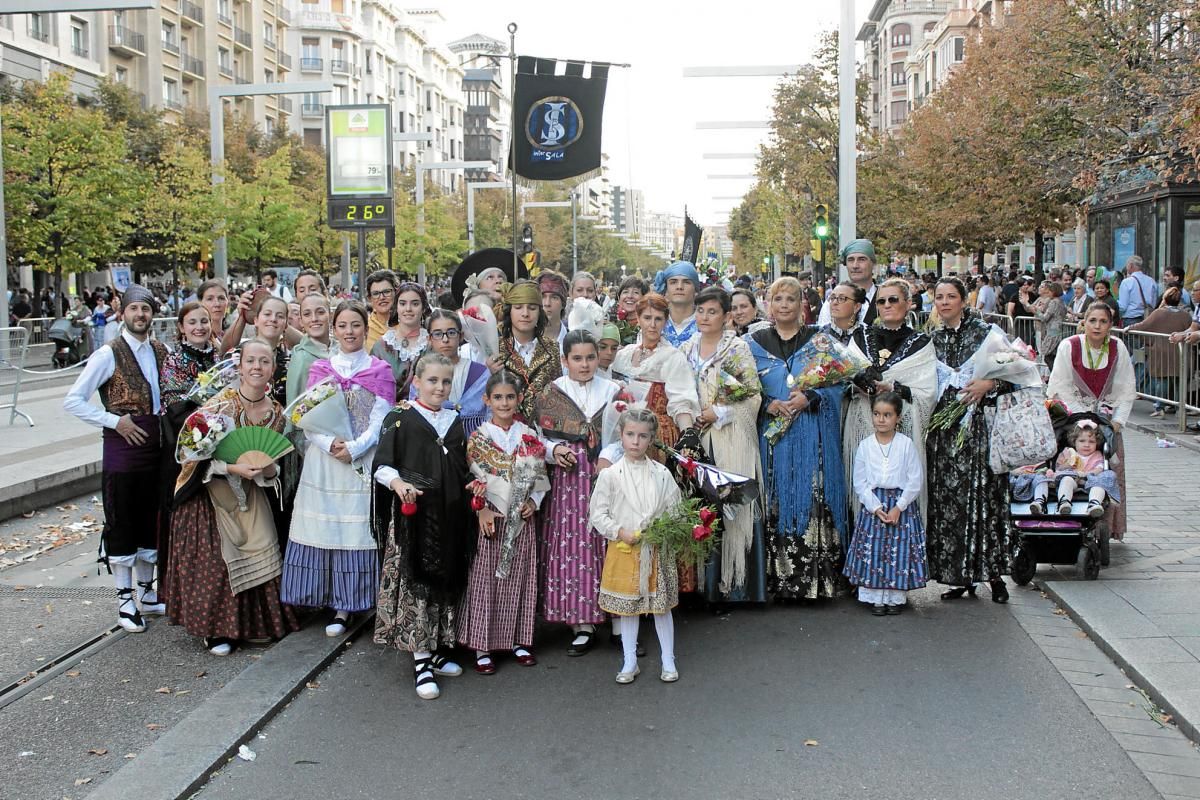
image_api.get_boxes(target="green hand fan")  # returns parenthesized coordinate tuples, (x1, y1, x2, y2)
(213, 426, 294, 468)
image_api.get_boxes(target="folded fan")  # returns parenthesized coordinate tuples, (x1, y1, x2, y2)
(213, 426, 294, 469)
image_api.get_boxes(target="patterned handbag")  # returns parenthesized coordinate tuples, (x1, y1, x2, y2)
(988, 387, 1057, 474)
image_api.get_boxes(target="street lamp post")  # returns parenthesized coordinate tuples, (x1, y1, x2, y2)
(413, 158, 493, 284)
(466, 181, 512, 254)
(209, 81, 334, 280)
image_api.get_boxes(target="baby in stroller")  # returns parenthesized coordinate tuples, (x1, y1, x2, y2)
(1011, 418, 1120, 519)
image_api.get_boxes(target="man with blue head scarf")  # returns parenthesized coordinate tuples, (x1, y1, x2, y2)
(653, 260, 700, 347)
(817, 239, 879, 328)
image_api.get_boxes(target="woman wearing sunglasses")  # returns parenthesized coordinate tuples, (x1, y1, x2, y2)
(841, 277, 938, 524)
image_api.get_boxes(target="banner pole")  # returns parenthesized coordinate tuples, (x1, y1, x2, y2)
(508, 22, 519, 280)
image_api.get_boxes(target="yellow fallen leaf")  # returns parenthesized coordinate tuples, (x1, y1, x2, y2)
(87, 748, 107, 756)
(804, 739, 819, 747)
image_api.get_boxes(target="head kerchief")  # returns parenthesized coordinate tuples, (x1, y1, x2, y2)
(122, 284, 158, 313)
(500, 281, 541, 308)
(653, 261, 699, 294)
(839, 239, 876, 264)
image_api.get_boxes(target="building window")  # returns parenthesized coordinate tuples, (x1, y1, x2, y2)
(397, 113, 405, 133)
(115, 66, 128, 83)
(891, 64, 905, 86)
(71, 18, 89, 58)
(263, 22, 274, 45)
(29, 13, 49, 42)
(890, 100, 907, 127)
(264, 70, 273, 83)
(218, 47, 231, 72)
(162, 21, 177, 52)
(162, 78, 178, 107)
(953, 37, 965, 62)
(265, 117, 275, 135)
(890, 23, 911, 47)
(1043, 238, 1056, 265)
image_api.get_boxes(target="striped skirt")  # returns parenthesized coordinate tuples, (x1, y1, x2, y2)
(280, 541, 379, 613)
(538, 441, 607, 625)
(457, 515, 538, 652)
(843, 488, 928, 592)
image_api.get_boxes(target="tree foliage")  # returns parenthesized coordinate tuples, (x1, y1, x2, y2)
(3, 72, 141, 295)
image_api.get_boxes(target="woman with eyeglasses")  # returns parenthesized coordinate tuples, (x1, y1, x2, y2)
(925, 277, 1019, 603)
(841, 278, 938, 525)
(746, 277, 854, 602)
(409, 310, 490, 435)
(370, 281, 430, 402)
(822, 282, 866, 347)
(364, 270, 399, 354)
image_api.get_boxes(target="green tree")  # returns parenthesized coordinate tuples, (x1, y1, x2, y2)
(136, 136, 221, 299)
(3, 72, 140, 297)
(224, 145, 306, 281)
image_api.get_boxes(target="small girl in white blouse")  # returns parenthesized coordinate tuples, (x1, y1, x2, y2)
(843, 391, 928, 616)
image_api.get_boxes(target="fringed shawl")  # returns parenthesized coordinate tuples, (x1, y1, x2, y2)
(747, 331, 850, 543)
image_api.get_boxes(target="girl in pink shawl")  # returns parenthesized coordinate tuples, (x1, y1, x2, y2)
(283, 302, 397, 636)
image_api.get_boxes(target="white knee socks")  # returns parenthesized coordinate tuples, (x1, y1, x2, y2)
(617, 616, 639, 673)
(134, 560, 157, 602)
(653, 612, 676, 673)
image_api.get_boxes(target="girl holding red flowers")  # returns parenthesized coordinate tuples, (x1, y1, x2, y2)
(457, 371, 549, 675)
(372, 352, 474, 700)
(589, 407, 683, 684)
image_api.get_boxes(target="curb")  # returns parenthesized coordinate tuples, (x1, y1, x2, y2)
(85, 614, 373, 800)
(0, 460, 102, 522)
(1125, 419, 1200, 455)
(1038, 580, 1198, 746)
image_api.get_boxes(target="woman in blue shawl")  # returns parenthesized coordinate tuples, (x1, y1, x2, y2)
(747, 277, 849, 600)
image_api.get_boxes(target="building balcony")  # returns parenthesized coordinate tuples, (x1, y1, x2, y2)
(278, 52, 292, 70)
(218, 64, 233, 78)
(279, 96, 293, 113)
(300, 9, 354, 33)
(162, 40, 180, 55)
(300, 57, 323, 72)
(182, 53, 205, 78)
(27, 25, 50, 43)
(108, 25, 145, 55)
(235, 73, 251, 85)
(180, 1, 204, 26)
(217, 13, 232, 27)
(330, 58, 350, 75)
(163, 97, 183, 110)
(278, 6, 292, 24)
(301, 103, 324, 117)
(234, 27, 252, 49)
(71, 44, 90, 59)
(263, 36, 276, 50)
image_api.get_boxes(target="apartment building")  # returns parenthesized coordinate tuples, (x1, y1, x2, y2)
(1, 3, 290, 133)
(612, 185, 646, 241)
(856, 0, 953, 134)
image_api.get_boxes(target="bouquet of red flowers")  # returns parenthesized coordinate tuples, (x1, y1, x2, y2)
(176, 410, 233, 463)
(637, 497, 721, 572)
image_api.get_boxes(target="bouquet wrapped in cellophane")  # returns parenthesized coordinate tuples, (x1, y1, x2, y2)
(716, 370, 758, 405)
(928, 323, 1043, 448)
(176, 410, 234, 463)
(762, 333, 869, 445)
(284, 377, 349, 439)
(184, 358, 239, 405)
(497, 433, 549, 579)
(460, 304, 499, 362)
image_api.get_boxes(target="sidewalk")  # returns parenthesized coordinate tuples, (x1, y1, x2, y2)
(0, 381, 102, 520)
(1039, 417, 1200, 747)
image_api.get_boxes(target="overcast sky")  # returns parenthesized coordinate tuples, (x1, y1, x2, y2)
(442, 0, 877, 228)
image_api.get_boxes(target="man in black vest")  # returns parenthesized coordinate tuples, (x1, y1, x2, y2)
(64, 285, 167, 633)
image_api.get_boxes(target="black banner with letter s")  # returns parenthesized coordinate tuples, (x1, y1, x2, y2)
(681, 208, 703, 264)
(511, 56, 609, 182)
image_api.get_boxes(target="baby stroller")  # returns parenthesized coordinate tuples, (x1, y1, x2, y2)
(48, 316, 89, 368)
(1009, 411, 1114, 584)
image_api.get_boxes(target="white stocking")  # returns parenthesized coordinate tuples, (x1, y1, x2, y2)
(617, 615, 639, 673)
(134, 560, 157, 602)
(1057, 476, 1078, 502)
(1088, 487, 1106, 504)
(653, 612, 676, 672)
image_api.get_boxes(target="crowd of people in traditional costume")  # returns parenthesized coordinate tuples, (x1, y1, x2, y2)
(62, 238, 1139, 699)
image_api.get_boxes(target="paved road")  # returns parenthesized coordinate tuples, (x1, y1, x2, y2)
(196, 588, 1159, 800)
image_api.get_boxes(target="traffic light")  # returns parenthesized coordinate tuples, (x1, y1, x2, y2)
(521, 224, 534, 254)
(814, 204, 829, 240)
(810, 238, 824, 263)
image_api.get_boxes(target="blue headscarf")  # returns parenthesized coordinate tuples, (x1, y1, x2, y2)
(653, 261, 700, 294)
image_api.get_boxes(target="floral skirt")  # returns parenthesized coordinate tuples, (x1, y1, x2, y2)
(374, 535, 458, 653)
(165, 493, 299, 641)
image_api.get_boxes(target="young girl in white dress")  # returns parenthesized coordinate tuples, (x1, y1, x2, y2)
(589, 407, 683, 684)
(843, 391, 927, 616)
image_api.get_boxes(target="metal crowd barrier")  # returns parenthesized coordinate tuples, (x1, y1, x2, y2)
(0, 327, 34, 426)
